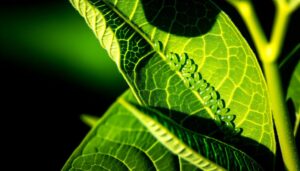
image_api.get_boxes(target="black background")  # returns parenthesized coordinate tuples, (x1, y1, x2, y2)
(0, 0, 299, 170)
(1, 1, 127, 170)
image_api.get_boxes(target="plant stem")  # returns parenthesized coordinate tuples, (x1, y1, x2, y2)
(227, 1, 268, 58)
(264, 62, 300, 171)
(290, 0, 300, 12)
(228, 0, 300, 170)
(267, 1, 290, 62)
(264, 2, 300, 169)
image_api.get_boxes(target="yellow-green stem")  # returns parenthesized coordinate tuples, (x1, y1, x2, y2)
(263, 2, 300, 169)
(228, 0, 300, 170)
(289, 0, 300, 12)
(228, 1, 268, 58)
(263, 62, 300, 170)
(266, 1, 290, 63)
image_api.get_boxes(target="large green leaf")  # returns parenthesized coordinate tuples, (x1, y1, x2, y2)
(63, 90, 194, 170)
(69, 0, 275, 168)
(63, 90, 263, 170)
(119, 95, 264, 170)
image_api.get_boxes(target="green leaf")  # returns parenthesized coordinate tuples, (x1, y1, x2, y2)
(63, 90, 193, 170)
(63, 90, 263, 170)
(287, 60, 300, 135)
(70, 0, 275, 168)
(119, 96, 264, 170)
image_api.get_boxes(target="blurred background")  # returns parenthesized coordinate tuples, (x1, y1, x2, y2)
(0, 0, 127, 170)
(0, 0, 298, 170)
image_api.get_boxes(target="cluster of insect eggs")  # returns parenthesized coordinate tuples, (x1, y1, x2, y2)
(168, 52, 241, 134)
(154, 41, 240, 134)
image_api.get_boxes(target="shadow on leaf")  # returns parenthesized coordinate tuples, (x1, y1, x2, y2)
(141, 0, 220, 37)
(147, 106, 275, 171)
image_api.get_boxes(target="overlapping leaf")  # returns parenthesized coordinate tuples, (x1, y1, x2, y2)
(63, 90, 196, 170)
(119, 94, 264, 170)
(63, 90, 263, 170)
(69, 0, 276, 168)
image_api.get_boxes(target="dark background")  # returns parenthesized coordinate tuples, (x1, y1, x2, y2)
(0, 0, 299, 170)
(0, 1, 127, 170)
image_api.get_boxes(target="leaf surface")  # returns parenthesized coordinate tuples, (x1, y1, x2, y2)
(69, 0, 275, 168)
(63, 90, 263, 171)
(63, 90, 194, 170)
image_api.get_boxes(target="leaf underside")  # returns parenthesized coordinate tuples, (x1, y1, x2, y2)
(63, 91, 187, 170)
(63, 90, 263, 171)
(67, 0, 276, 169)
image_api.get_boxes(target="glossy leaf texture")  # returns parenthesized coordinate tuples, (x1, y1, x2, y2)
(69, 0, 275, 168)
(63, 90, 263, 170)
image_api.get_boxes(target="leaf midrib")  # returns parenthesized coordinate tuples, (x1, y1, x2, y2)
(118, 97, 226, 171)
(103, 0, 216, 119)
